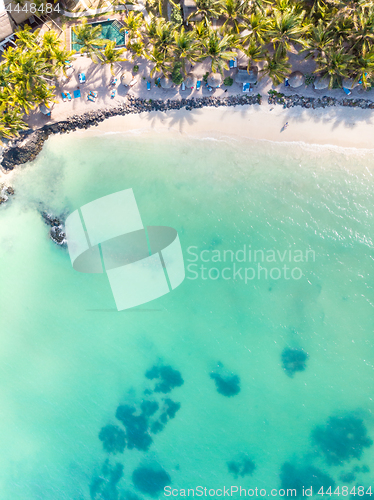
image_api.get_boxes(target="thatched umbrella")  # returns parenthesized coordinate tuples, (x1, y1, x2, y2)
(288, 71, 305, 88)
(342, 77, 359, 90)
(160, 76, 173, 89)
(121, 72, 133, 86)
(207, 73, 223, 87)
(184, 73, 197, 88)
(40, 103, 54, 115)
(313, 77, 329, 90)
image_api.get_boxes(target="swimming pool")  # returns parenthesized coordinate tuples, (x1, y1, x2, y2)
(71, 20, 126, 52)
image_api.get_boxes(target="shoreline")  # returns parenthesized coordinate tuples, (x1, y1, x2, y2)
(2, 92, 374, 174)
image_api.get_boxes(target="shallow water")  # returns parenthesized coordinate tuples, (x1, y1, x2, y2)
(1, 130, 374, 499)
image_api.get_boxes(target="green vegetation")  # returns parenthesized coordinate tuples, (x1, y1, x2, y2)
(171, 61, 184, 84)
(119, 0, 374, 89)
(0, 26, 74, 139)
(3, 0, 374, 139)
(223, 76, 233, 86)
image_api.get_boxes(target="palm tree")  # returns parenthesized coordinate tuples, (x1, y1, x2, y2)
(95, 41, 127, 75)
(147, 18, 174, 56)
(268, 6, 310, 57)
(14, 25, 39, 50)
(314, 46, 353, 88)
(146, 46, 173, 77)
(11, 51, 55, 91)
(350, 7, 374, 53)
(52, 48, 77, 77)
(7, 85, 38, 114)
(220, 0, 249, 33)
(302, 18, 334, 60)
(127, 40, 146, 61)
(261, 53, 292, 85)
(201, 29, 237, 74)
(172, 27, 201, 74)
(188, 0, 223, 25)
(192, 20, 210, 43)
(72, 21, 107, 57)
(0, 107, 28, 139)
(121, 11, 144, 40)
(352, 47, 374, 89)
(40, 30, 62, 60)
(241, 10, 271, 46)
(241, 38, 266, 71)
(34, 85, 58, 107)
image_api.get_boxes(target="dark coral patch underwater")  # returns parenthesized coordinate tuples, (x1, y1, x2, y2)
(280, 463, 335, 498)
(227, 456, 255, 478)
(312, 415, 372, 466)
(145, 365, 184, 393)
(132, 466, 171, 497)
(281, 348, 308, 377)
(210, 363, 240, 397)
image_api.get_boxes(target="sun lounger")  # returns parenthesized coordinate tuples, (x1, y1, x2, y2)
(87, 94, 96, 102)
(110, 77, 117, 86)
(147, 81, 151, 90)
(208, 86, 213, 92)
(111, 89, 116, 98)
(129, 78, 137, 87)
(343, 87, 352, 95)
(79, 72, 86, 84)
(61, 92, 67, 102)
(89, 91, 98, 98)
(65, 60, 72, 68)
(73, 89, 81, 99)
(196, 80, 201, 90)
(66, 92, 72, 101)
(181, 82, 186, 91)
(243, 83, 250, 92)
(284, 78, 290, 87)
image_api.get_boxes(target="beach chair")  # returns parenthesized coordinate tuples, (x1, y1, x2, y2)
(110, 77, 117, 86)
(208, 86, 213, 92)
(78, 72, 86, 84)
(147, 81, 151, 91)
(181, 82, 186, 91)
(243, 83, 250, 92)
(73, 89, 81, 99)
(343, 87, 352, 95)
(66, 92, 72, 101)
(87, 94, 96, 102)
(61, 92, 67, 102)
(196, 80, 201, 90)
(111, 89, 116, 99)
(284, 78, 290, 87)
(89, 91, 98, 98)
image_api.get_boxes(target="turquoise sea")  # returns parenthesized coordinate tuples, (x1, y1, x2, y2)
(1, 130, 374, 499)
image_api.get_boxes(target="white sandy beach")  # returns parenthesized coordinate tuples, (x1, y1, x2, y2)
(74, 101, 374, 150)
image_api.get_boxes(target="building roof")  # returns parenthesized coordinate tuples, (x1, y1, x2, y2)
(234, 65, 258, 84)
(182, 0, 198, 21)
(3, 0, 35, 24)
(0, 0, 13, 42)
